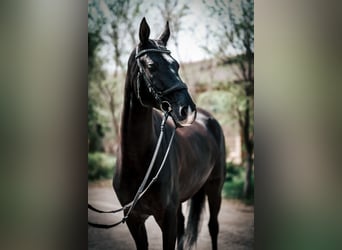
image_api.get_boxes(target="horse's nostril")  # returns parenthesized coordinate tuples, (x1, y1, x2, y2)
(180, 106, 188, 118)
(177, 105, 196, 126)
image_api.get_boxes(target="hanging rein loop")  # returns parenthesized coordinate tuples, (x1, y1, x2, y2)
(88, 111, 176, 228)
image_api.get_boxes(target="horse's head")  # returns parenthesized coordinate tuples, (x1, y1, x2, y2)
(133, 18, 196, 127)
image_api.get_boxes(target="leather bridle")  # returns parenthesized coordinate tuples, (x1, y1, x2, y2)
(135, 46, 188, 112)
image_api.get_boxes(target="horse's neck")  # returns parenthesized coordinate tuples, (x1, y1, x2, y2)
(120, 83, 156, 165)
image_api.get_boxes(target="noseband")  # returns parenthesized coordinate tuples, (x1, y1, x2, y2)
(135, 46, 188, 112)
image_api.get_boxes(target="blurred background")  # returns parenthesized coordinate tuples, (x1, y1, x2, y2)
(88, 0, 254, 201)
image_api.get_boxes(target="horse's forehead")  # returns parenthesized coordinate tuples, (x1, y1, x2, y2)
(145, 52, 174, 66)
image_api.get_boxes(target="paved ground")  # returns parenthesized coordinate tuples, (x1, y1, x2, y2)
(88, 181, 254, 250)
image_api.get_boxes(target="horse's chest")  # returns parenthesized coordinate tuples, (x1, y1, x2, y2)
(114, 167, 171, 213)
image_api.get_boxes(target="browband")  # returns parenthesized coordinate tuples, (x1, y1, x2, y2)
(135, 48, 171, 59)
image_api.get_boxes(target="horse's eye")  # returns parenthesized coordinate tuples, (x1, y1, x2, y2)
(147, 64, 156, 73)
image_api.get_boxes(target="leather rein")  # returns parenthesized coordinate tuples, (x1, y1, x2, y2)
(88, 46, 181, 228)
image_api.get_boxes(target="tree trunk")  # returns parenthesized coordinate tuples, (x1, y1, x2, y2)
(243, 97, 254, 199)
(243, 154, 253, 199)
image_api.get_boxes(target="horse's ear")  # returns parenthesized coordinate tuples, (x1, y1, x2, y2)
(158, 21, 170, 46)
(139, 17, 150, 44)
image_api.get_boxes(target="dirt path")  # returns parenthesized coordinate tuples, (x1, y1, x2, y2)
(88, 181, 254, 250)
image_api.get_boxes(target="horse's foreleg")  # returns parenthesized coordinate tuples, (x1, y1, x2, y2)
(155, 206, 177, 250)
(126, 215, 148, 250)
(177, 205, 185, 250)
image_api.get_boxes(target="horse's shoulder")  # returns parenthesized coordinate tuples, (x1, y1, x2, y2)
(194, 108, 214, 127)
(194, 108, 224, 142)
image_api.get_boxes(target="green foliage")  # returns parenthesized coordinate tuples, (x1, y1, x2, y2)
(88, 0, 144, 149)
(223, 162, 244, 198)
(203, 0, 254, 57)
(88, 97, 106, 152)
(196, 84, 247, 126)
(88, 152, 116, 181)
(197, 90, 231, 114)
(223, 162, 254, 202)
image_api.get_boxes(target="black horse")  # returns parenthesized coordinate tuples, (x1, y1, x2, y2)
(113, 18, 226, 250)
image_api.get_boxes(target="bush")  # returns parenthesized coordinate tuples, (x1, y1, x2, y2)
(88, 152, 116, 181)
(223, 162, 246, 199)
